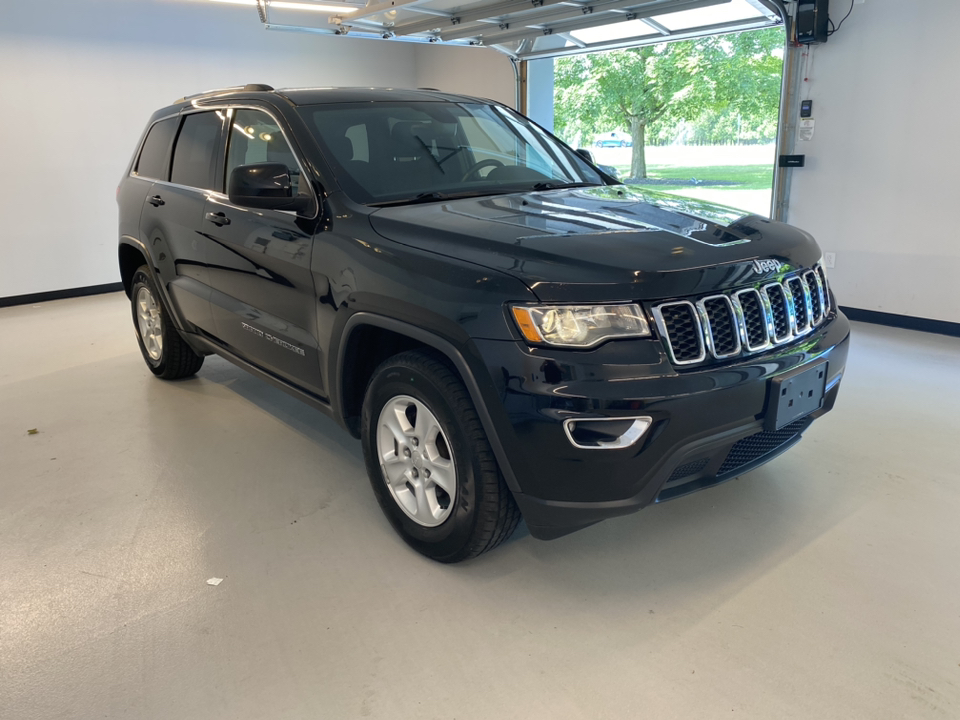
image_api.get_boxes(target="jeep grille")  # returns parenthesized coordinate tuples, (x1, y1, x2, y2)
(651, 264, 831, 366)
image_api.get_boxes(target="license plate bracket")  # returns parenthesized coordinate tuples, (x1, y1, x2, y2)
(765, 362, 828, 431)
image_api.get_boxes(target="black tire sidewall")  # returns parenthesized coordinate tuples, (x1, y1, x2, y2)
(130, 269, 171, 376)
(362, 361, 483, 561)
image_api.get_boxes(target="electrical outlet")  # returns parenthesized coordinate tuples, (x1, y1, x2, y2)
(823, 252, 836, 269)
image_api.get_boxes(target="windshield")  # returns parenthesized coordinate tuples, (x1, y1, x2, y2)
(297, 101, 609, 206)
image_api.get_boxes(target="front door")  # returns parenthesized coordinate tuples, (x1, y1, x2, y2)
(203, 108, 324, 397)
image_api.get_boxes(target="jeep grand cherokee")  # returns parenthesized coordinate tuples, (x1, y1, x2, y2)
(117, 85, 849, 562)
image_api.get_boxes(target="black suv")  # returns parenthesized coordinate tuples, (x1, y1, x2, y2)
(118, 85, 849, 562)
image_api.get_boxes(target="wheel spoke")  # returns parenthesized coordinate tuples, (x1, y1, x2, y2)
(380, 455, 407, 485)
(381, 406, 410, 446)
(380, 454, 408, 486)
(413, 478, 438, 523)
(412, 399, 433, 438)
(394, 484, 419, 517)
(425, 460, 455, 495)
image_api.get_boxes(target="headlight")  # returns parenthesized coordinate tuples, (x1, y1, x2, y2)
(511, 304, 651, 348)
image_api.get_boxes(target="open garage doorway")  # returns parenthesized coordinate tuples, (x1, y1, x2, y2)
(550, 26, 784, 217)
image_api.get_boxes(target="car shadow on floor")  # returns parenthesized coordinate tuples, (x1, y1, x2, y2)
(191, 355, 364, 463)
(171, 355, 873, 610)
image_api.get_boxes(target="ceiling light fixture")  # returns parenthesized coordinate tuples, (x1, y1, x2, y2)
(271, 1, 359, 12)
(209, 0, 359, 13)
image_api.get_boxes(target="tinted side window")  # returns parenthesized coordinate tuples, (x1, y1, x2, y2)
(226, 109, 302, 195)
(135, 117, 178, 180)
(170, 112, 223, 190)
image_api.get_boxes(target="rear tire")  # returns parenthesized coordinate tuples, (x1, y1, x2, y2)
(361, 350, 521, 562)
(130, 266, 204, 380)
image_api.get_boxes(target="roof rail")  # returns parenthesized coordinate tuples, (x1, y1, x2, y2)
(173, 84, 275, 104)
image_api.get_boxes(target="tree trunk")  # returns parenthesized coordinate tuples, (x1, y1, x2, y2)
(629, 119, 647, 180)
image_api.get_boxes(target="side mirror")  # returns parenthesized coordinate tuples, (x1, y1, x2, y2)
(575, 148, 595, 164)
(228, 163, 313, 214)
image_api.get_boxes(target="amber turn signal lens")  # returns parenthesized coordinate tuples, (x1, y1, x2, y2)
(511, 307, 544, 343)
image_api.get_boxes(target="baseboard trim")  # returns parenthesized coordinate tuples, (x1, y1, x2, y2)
(0, 282, 124, 308)
(841, 306, 960, 338)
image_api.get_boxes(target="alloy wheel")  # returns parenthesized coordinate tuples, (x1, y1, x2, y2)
(136, 286, 163, 361)
(376, 395, 457, 527)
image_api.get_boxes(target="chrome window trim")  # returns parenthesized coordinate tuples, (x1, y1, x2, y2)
(147, 179, 228, 200)
(562, 416, 653, 450)
(652, 301, 706, 366)
(209, 104, 319, 220)
(696, 294, 742, 360)
(128, 104, 319, 220)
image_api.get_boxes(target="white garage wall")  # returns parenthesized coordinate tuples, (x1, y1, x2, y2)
(414, 44, 517, 108)
(787, 0, 960, 323)
(0, 0, 425, 300)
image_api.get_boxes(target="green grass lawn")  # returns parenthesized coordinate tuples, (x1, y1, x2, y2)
(613, 163, 774, 191)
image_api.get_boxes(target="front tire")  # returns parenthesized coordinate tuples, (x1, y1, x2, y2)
(361, 350, 521, 562)
(130, 266, 204, 379)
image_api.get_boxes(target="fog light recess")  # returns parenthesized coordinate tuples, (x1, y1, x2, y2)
(563, 416, 652, 450)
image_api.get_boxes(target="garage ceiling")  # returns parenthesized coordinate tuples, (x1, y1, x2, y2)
(242, 0, 784, 59)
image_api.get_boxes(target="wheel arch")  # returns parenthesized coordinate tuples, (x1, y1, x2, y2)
(335, 312, 522, 494)
(118, 236, 188, 333)
(118, 239, 148, 298)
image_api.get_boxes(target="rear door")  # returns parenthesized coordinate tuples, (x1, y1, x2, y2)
(139, 110, 226, 333)
(203, 107, 324, 397)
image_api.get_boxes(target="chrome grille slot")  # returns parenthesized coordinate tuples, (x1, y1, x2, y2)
(652, 301, 705, 365)
(734, 289, 770, 351)
(803, 270, 824, 324)
(786, 277, 811, 333)
(652, 264, 832, 367)
(764, 283, 792, 342)
(698, 295, 741, 359)
(817, 265, 830, 313)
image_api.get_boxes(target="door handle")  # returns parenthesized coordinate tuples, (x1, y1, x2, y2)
(205, 211, 231, 227)
(147, 195, 164, 207)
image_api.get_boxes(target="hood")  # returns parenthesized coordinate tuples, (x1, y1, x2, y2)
(369, 185, 822, 302)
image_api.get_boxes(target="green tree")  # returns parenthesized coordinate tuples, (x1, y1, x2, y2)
(554, 28, 784, 179)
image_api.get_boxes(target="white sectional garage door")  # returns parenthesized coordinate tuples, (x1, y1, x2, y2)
(246, 0, 784, 59)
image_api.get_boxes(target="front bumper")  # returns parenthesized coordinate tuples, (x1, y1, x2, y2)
(473, 311, 851, 539)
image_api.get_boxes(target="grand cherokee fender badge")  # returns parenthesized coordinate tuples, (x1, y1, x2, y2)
(752, 259, 783, 274)
(242, 322, 306, 357)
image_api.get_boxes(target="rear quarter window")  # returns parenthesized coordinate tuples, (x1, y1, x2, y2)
(135, 117, 179, 180)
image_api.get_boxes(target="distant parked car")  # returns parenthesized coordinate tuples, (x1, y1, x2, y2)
(595, 131, 632, 148)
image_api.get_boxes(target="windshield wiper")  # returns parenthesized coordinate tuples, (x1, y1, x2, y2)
(369, 189, 522, 208)
(531, 181, 601, 191)
(371, 191, 450, 207)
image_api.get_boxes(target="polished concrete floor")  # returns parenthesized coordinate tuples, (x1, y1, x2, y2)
(2, 293, 959, 719)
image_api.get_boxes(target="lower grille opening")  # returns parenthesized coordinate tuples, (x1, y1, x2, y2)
(666, 458, 709, 484)
(716, 419, 808, 477)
